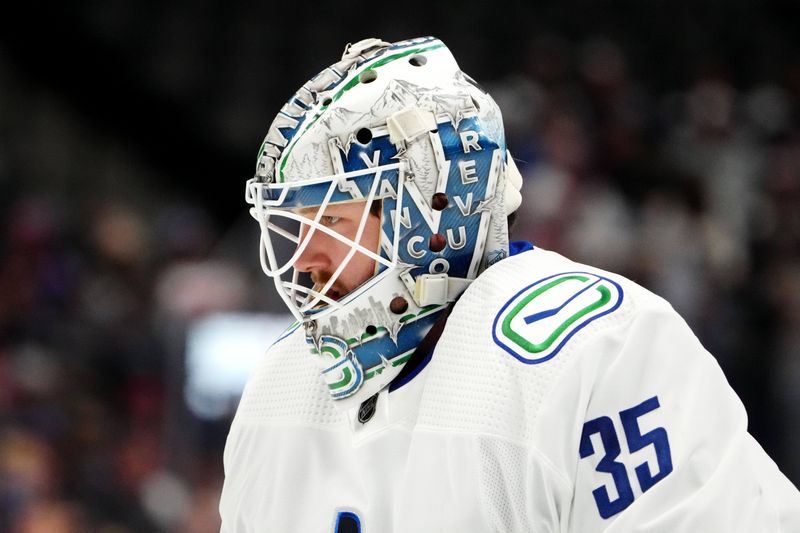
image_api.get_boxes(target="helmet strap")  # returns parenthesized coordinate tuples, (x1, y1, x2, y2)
(387, 300, 456, 393)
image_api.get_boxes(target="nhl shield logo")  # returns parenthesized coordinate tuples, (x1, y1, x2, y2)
(492, 272, 624, 364)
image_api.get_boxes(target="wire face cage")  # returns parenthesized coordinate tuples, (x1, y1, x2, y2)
(247, 163, 406, 321)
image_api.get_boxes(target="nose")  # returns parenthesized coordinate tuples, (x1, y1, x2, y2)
(294, 223, 330, 273)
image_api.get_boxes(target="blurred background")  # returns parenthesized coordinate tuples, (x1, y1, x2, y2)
(2, 0, 800, 530)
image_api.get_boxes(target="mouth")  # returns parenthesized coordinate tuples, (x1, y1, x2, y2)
(310, 281, 344, 304)
(309, 273, 347, 304)
(325, 288, 342, 301)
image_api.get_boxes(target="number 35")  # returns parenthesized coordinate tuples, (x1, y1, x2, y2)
(579, 396, 673, 519)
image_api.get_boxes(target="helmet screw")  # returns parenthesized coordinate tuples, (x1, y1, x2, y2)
(390, 296, 409, 314)
(359, 70, 377, 83)
(305, 321, 317, 334)
(431, 192, 449, 211)
(429, 233, 446, 252)
(409, 54, 427, 67)
(356, 128, 373, 144)
(365, 324, 378, 336)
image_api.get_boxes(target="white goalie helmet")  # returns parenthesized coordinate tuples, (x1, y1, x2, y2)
(246, 36, 523, 408)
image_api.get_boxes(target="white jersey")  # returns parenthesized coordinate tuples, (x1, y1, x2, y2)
(220, 247, 800, 532)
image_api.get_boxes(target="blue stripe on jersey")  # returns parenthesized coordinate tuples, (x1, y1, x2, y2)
(390, 242, 534, 393)
(388, 346, 434, 392)
(509, 240, 534, 256)
(334, 511, 361, 533)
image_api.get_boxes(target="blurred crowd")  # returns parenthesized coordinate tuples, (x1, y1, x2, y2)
(2, 8, 800, 533)
(0, 195, 262, 531)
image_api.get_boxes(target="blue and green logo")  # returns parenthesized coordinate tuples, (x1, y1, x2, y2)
(492, 272, 623, 364)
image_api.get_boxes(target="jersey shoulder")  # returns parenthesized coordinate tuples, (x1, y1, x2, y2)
(488, 246, 674, 332)
(476, 246, 665, 359)
(233, 323, 344, 428)
(416, 247, 664, 443)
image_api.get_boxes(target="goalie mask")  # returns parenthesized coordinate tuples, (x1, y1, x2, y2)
(246, 36, 522, 409)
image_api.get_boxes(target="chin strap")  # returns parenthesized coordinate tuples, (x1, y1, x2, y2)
(388, 300, 455, 391)
(360, 301, 456, 423)
(413, 274, 472, 306)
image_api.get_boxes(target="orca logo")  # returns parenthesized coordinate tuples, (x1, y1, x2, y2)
(493, 272, 623, 364)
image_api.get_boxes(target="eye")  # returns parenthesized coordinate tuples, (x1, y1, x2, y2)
(320, 215, 341, 226)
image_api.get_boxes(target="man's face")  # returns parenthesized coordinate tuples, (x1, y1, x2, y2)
(294, 200, 381, 302)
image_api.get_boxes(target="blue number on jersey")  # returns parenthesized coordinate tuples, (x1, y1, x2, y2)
(579, 415, 635, 518)
(334, 511, 361, 533)
(620, 396, 673, 492)
(579, 396, 673, 519)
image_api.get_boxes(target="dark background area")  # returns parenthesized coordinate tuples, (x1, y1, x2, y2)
(1, 1, 799, 531)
